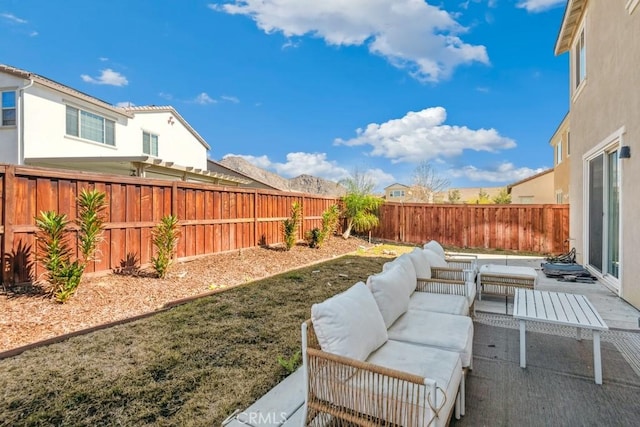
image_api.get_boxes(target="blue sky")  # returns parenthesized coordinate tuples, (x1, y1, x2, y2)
(1, 0, 569, 190)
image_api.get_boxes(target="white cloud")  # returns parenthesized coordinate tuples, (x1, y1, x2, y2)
(99, 57, 109, 62)
(211, 0, 489, 82)
(221, 95, 240, 103)
(81, 69, 128, 86)
(1, 13, 27, 24)
(476, 86, 490, 93)
(516, 0, 565, 13)
(29, 30, 38, 37)
(224, 154, 273, 169)
(335, 107, 515, 163)
(158, 92, 173, 101)
(194, 92, 216, 105)
(115, 101, 135, 108)
(448, 162, 548, 183)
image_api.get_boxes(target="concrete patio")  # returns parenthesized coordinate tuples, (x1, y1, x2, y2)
(223, 255, 640, 427)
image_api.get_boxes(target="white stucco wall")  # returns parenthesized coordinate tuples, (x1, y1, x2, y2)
(565, 1, 640, 307)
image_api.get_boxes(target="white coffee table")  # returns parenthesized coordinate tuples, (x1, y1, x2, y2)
(513, 289, 609, 384)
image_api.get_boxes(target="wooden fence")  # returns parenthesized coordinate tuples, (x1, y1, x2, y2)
(373, 202, 569, 254)
(0, 164, 570, 285)
(0, 164, 340, 284)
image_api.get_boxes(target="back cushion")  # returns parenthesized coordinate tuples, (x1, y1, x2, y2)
(424, 240, 446, 259)
(311, 282, 388, 361)
(367, 266, 412, 328)
(406, 247, 432, 279)
(423, 248, 448, 268)
(382, 254, 418, 295)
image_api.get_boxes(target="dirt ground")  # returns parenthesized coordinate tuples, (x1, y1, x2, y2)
(0, 236, 370, 354)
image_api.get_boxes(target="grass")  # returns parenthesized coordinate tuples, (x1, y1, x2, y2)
(0, 254, 392, 426)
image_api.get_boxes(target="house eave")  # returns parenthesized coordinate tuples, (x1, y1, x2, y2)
(555, 0, 587, 55)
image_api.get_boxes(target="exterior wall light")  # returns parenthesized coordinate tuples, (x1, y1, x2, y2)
(620, 146, 631, 159)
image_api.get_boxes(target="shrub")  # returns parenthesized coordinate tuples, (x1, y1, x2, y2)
(282, 202, 302, 251)
(151, 215, 180, 278)
(305, 227, 322, 248)
(277, 350, 301, 375)
(305, 205, 341, 249)
(35, 189, 107, 303)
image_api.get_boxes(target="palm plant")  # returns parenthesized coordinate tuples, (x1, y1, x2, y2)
(151, 215, 181, 278)
(77, 189, 107, 263)
(340, 170, 383, 239)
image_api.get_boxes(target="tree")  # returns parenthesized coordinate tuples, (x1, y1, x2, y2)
(493, 188, 512, 204)
(410, 161, 450, 203)
(339, 169, 383, 239)
(447, 189, 461, 204)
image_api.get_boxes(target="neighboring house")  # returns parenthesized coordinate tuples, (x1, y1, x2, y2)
(0, 64, 247, 185)
(506, 169, 555, 204)
(555, 0, 640, 308)
(550, 113, 571, 204)
(384, 183, 411, 202)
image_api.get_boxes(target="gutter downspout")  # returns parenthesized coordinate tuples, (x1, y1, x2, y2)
(18, 77, 35, 165)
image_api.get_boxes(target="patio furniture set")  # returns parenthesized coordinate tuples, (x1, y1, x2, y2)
(300, 241, 608, 426)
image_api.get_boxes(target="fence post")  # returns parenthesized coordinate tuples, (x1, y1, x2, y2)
(254, 189, 259, 246)
(2, 165, 16, 285)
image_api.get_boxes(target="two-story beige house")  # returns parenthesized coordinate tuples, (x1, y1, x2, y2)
(555, 0, 640, 308)
(384, 183, 412, 202)
(550, 113, 571, 204)
(506, 169, 555, 204)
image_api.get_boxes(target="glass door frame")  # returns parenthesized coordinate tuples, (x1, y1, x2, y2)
(582, 127, 624, 294)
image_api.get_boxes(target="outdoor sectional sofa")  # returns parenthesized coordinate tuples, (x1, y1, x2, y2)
(301, 245, 475, 426)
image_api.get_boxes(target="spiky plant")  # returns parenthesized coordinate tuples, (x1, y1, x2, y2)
(151, 215, 180, 278)
(282, 202, 302, 250)
(77, 189, 107, 264)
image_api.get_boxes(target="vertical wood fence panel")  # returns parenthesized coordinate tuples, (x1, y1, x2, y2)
(0, 164, 570, 285)
(373, 203, 569, 254)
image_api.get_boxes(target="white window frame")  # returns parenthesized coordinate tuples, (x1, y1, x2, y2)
(391, 190, 405, 197)
(556, 139, 563, 165)
(142, 131, 159, 156)
(1, 90, 16, 127)
(572, 21, 587, 100)
(65, 105, 116, 146)
(556, 190, 564, 204)
(626, 0, 640, 14)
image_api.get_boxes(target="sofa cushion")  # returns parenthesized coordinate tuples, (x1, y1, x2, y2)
(381, 253, 418, 295)
(406, 247, 432, 279)
(367, 265, 412, 328)
(424, 240, 446, 258)
(387, 310, 474, 368)
(423, 248, 448, 268)
(311, 282, 388, 361)
(409, 292, 469, 316)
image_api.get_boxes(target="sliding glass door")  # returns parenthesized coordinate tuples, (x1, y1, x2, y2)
(587, 149, 620, 281)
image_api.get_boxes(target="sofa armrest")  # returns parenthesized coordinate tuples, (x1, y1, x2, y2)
(431, 267, 467, 281)
(416, 277, 469, 298)
(444, 257, 477, 272)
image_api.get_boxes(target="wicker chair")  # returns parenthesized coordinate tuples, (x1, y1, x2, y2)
(416, 275, 476, 315)
(302, 320, 462, 427)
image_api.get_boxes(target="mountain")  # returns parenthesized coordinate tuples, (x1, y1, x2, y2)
(219, 157, 345, 196)
(289, 174, 346, 196)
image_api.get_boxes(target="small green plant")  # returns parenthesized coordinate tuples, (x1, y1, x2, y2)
(35, 189, 107, 303)
(306, 205, 340, 249)
(77, 189, 107, 263)
(282, 202, 302, 250)
(277, 350, 301, 375)
(151, 214, 180, 278)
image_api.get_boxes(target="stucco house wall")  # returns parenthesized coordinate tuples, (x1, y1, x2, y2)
(508, 169, 555, 204)
(557, 0, 640, 307)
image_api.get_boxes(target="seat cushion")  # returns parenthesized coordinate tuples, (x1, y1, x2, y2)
(311, 282, 388, 361)
(406, 247, 432, 279)
(424, 240, 446, 258)
(409, 292, 469, 316)
(387, 310, 474, 367)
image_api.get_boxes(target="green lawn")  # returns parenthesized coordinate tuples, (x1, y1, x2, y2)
(0, 254, 391, 426)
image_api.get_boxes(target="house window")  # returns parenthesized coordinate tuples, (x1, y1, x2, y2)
(574, 27, 586, 90)
(143, 131, 159, 156)
(556, 191, 564, 204)
(390, 190, 405, 197)
(556, 140, 563, 165)
(65, 105, 115, 146)
(518, 196, 534, 204)
(567, 132, 571, 156)
(1, 91, 16, 126)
